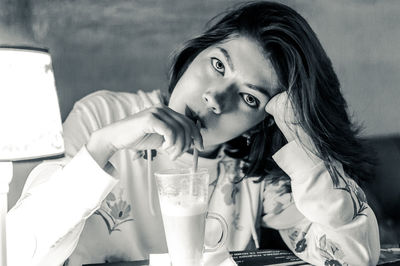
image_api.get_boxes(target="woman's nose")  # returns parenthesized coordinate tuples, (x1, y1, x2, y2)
(202, 82, 234, 114)
(202, 91, 223, 114)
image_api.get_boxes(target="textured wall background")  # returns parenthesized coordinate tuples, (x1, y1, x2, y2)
(1, 0, 399, 137)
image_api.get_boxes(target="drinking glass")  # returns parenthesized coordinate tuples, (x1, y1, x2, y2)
(155, 168, 227, 266)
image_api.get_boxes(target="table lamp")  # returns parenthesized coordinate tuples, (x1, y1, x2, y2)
(0, 46, 64, 266)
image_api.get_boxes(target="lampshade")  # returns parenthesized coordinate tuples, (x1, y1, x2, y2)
(0, 46, 64, 161)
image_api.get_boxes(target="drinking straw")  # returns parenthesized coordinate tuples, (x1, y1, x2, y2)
(147, 149, 156, 216)
(190, 120, 201, 197)
(192, 147, 199, 173)
(192, 120, 201, 172)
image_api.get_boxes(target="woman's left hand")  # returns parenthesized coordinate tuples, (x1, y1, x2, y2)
(265, 91, 314, 151)
(265, 91, 299, 142)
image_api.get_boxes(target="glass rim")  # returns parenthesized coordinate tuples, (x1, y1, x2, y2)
(154, 168, 208, 177)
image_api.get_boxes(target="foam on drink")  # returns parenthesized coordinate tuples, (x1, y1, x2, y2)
(160, 197, 207, 216)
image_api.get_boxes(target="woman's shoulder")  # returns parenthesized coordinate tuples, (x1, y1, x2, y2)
(75, 89, 164, 112)
(62, 89, 165, 156)
(65, 89, 164, 131)
(70, 89, 165, 122)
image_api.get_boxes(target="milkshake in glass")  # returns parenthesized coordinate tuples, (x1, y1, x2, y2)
(155, 168, 227, 266)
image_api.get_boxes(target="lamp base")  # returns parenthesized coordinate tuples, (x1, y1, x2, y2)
(0, 161, 13, 266)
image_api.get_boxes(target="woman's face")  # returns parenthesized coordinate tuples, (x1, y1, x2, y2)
(168, 35, 280, 150)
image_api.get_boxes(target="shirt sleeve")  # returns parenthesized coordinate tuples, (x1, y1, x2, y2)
(262, 140, 380, 266)
(7, 147, 118, 266)
(6, 90, 136, 266)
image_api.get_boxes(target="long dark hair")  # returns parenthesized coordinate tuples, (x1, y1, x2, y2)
(168, 1, 374, 187)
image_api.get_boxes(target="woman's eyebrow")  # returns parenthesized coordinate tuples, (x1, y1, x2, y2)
(217, 47, 234, 71)
(217, 46, 272, 98)
(245, 83, 272, 98)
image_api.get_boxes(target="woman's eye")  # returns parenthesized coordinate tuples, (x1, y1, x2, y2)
(240, 93, 259, 108)
(211, 58, 225, 75)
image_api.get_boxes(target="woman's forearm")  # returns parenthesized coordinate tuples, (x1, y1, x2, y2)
(86, 129, 117, 169)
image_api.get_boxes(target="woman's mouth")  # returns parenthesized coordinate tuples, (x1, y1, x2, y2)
(185, 105, 206, 129)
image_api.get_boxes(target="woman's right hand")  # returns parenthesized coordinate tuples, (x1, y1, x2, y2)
(86, 104, 203, 168)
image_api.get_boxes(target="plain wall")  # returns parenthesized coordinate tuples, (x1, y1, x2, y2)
(1, 0, 400, 208)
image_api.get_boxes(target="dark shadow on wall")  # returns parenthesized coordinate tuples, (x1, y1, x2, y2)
(363, 134, 400, 247)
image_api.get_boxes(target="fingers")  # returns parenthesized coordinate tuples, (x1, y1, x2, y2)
(265, 91, 289, 118)
(265, 91, 298, 142)
(266, 91, 299, 123)
(265, 92, 315, 150)
(155, 108, 190, 159)
(147, 106, 203, 160)
(163, 107, 203, 150)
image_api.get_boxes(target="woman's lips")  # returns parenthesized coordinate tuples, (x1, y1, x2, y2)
(184, 105, 206, 129)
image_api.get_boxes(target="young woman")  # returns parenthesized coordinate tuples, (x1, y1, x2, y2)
(8, 1, 380, 265)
